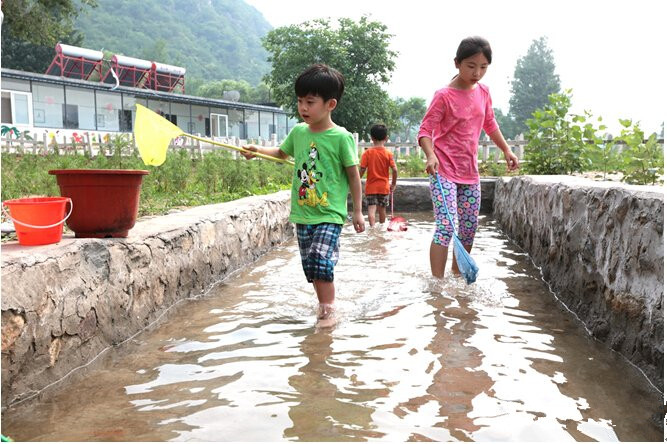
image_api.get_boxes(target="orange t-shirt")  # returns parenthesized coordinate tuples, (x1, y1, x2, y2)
(360, 146, 396, 195)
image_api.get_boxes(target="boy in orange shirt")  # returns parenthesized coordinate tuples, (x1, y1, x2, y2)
(359, 124, 398, 226)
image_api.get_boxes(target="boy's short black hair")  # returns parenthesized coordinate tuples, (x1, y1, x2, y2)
(370, 124, 388, 141)
(295, 64, 345, 102)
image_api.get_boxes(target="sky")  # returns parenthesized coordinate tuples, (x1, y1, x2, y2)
(245, 0, 665, 135)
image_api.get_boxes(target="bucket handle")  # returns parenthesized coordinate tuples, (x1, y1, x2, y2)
(2, 198, 73, 229)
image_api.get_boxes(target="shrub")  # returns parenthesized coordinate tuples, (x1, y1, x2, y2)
(523, 90, 602, 175)
(615, 120, 663, 185)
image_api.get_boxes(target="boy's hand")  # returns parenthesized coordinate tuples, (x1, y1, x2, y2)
(241, 144, 258, 160)
(390, 183, 396, 193)
(352, 210, 365, 233)
(425, 153, 439, 175)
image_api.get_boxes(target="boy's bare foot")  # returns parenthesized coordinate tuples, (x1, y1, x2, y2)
(316, 303, 336, 328)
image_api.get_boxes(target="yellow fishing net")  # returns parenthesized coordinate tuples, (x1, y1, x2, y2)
(134, 103, 184, 166)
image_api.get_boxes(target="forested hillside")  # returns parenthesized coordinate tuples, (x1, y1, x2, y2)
(74, 0, 272, 84)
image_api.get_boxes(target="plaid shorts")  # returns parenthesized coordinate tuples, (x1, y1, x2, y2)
(366, 194, 389, 207)
(296, 223, 342, 282)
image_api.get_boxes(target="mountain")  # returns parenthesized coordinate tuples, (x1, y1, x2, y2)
(74, 0, 272, 84)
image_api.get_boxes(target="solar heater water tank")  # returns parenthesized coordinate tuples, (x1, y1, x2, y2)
(152, 62, 186, 76)
(57, 43, 104, 61)
(113, 55, 152, 69)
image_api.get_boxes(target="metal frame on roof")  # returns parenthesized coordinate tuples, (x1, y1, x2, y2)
(45, 43, 104, 81)
(102, 55, 152, 88)
(146, 62, 186, 93)
(2, 68, 285, 114)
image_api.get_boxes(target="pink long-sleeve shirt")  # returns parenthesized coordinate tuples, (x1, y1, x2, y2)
(417, 83, 499, 184)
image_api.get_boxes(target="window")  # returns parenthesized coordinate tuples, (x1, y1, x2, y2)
(121, 94, 145, 132)
(120, 110, 133, 132)
(32, 83, 65, 128)
(1, 91, 32, 126)
(227, 108, 243, 139)
(62, 104, 79, 129)
(147, 99, 170, 117)
(96, 92, 122, 131)
(190, 105, 208, 136)
(65, 87, 95, 130)
(277, 113, 287, 140)
(287, 116, 299, 133)
(260, 111, 273, 139)
(170, 102, 190, 131)
(210, 113, 228, 137)
(245, 109, 259, 139)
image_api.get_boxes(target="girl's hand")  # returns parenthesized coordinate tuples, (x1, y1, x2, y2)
(425, 153, 439, 175)
(504, 151, 520, 171)
(241, 144, 258, 159)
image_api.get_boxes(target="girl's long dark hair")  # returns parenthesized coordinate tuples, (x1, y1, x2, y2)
(455, 36, 492, 64)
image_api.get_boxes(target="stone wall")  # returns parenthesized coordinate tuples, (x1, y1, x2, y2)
(3, 176, 663, 408)
(1, 191, 292, 408)
(494, 176, 664, 388)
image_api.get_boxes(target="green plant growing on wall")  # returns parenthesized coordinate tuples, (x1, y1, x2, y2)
(524, 90, 605, 175)
(615, 120, 663, 185)
(585, 134, 620, 181)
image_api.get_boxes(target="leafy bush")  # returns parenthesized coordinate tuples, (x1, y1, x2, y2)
(616, 120, 663, 185)
(523, 90, 604, 175)
(397, 154, 428, 178)
(523, 90, 663, 184)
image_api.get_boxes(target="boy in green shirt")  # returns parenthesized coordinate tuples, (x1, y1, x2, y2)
(242, 64, 365, 327)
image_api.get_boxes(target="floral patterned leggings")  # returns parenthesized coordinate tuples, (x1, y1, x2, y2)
(429, 175, 481, 247)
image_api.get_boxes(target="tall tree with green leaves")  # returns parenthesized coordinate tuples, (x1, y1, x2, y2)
(262, 16, 397, 136)
(393, 97, 426, 142)
(1, 0, 97, 72)
(490, 108, 515, 140)
(196, 79, 271, 104)
(508, 36, 561, 136)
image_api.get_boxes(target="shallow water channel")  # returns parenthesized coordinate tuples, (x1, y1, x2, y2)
(2, 213, 662, 441)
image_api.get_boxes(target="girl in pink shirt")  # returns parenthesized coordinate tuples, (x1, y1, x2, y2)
(418, 36, 519, 279)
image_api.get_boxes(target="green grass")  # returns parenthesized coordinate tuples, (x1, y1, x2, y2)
(1, 150, 292, 217)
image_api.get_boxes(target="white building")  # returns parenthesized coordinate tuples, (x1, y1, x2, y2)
(1, 67, 295, 142)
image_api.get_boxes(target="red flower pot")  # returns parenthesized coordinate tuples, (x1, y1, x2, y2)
(48, 169, 149, 238)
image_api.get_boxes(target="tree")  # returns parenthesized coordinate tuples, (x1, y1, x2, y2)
(508, 36, 560, 136)
(262, 16, 397, 136)
(140, 39, 168, 64)
(1, 0, 97, 72)
(490, 108, 516, 140)
(196, 79, 271, 104)
(393, 97, 426, 142)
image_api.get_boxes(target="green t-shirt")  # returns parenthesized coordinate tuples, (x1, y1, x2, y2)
(280, 123, 359, 225)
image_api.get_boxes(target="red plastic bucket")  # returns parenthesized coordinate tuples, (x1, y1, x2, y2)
(2, 197, 72, 246)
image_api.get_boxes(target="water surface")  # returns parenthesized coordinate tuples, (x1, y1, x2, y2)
(2, 213, 662, 441)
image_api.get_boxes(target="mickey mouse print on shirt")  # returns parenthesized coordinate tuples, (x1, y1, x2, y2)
(296, 142, 328, 207)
